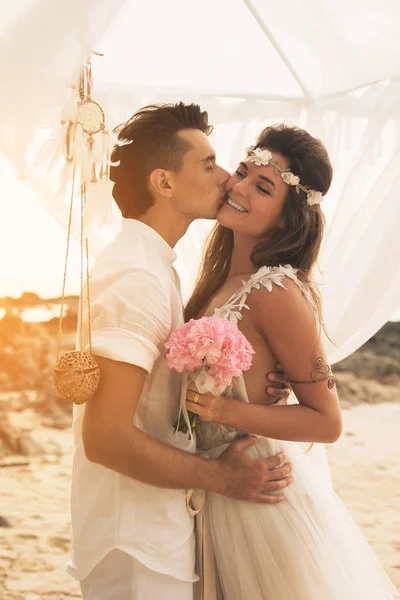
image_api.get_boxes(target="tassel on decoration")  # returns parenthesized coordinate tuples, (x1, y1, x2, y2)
(84, 176, 113, 236)
(56, 161, 74, 202)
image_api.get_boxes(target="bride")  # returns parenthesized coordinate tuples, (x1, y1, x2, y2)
(184, 124, 399, 599)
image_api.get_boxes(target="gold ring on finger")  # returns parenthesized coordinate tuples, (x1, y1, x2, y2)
(193, 392, 200, 404)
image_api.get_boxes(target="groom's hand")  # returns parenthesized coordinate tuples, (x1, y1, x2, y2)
(216, 437, 292, 504)
(266, 363, 291, 403)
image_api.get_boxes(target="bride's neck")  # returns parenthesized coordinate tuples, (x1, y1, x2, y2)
(228, 232, 258, 278)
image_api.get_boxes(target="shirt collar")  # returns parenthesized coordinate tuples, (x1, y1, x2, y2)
(120, 218, 177, 265)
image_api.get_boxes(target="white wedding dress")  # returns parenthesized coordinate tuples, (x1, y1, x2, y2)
(194, 265, 399, 600)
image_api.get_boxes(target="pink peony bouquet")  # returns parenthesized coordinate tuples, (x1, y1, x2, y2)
(165, 316, 254, 434)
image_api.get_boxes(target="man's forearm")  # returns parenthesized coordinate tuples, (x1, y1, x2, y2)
(83, 419, 223, 492)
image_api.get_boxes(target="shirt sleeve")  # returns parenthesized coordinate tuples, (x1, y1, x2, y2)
(89, 269, 172, 373)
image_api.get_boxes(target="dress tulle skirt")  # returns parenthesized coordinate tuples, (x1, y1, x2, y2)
(202, 435, 399, 600)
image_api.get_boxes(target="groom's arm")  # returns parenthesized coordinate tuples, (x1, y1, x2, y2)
(82, 355, 292, 501)
(83, 355, 217, 490)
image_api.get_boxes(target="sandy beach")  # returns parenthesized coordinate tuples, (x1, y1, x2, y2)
(1, 401, 399, 599)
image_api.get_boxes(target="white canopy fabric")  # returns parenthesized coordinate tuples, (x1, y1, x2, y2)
(1, 0, 400, 369)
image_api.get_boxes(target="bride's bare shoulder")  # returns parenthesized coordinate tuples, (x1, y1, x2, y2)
(246, 275, 316, 335)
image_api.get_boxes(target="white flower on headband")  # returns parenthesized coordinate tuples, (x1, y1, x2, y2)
(281, 171, 300, 186)
(307, 190, 324, 206)
(245, 145, 324, 207)
(249, 148, 273, 166)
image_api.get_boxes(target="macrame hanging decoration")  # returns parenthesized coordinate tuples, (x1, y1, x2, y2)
(53, 55, 111, 404)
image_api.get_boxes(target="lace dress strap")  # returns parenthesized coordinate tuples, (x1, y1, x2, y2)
(215, 264, 313, 324)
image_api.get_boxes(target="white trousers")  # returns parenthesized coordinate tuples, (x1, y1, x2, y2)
(80, 549, 194, 600)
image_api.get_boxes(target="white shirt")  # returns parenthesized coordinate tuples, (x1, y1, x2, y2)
(67, 219, 197, 582)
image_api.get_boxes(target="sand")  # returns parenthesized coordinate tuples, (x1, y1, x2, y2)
(1, 402, 399, 599)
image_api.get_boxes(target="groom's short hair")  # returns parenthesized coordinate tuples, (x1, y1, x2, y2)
(109, 102, 212, 218)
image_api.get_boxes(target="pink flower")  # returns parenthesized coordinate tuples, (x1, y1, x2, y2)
(165, 315, 254, 388)
(188, 317, 226, 364)
(164, 320, 203, 372)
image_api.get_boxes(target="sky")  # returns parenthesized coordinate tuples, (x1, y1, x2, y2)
(0, 157, 81, 299)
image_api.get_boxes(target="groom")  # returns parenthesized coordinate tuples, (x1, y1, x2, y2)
(68, 103, 292, 600)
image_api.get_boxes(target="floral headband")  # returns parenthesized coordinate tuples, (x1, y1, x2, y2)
(246, 146, 324, 206)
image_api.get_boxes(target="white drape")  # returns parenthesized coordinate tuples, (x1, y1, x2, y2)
(316, 80, 400, 363)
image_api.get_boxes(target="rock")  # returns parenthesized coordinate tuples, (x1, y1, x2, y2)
(335, 322, 400, 383)
(334, 322, 400, 407)
(0, 516, 12, 527)
(335, 372, 400, 407)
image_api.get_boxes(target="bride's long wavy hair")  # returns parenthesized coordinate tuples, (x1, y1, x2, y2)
(185, 124, 333, 330)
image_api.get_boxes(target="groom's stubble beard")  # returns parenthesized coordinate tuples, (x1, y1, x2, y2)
(209, 197, 226, 221)
(190, 191, 227, 222)
(214, 192, 228, 219)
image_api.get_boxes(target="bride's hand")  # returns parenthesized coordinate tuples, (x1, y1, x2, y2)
(185, 383, 231, 423)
